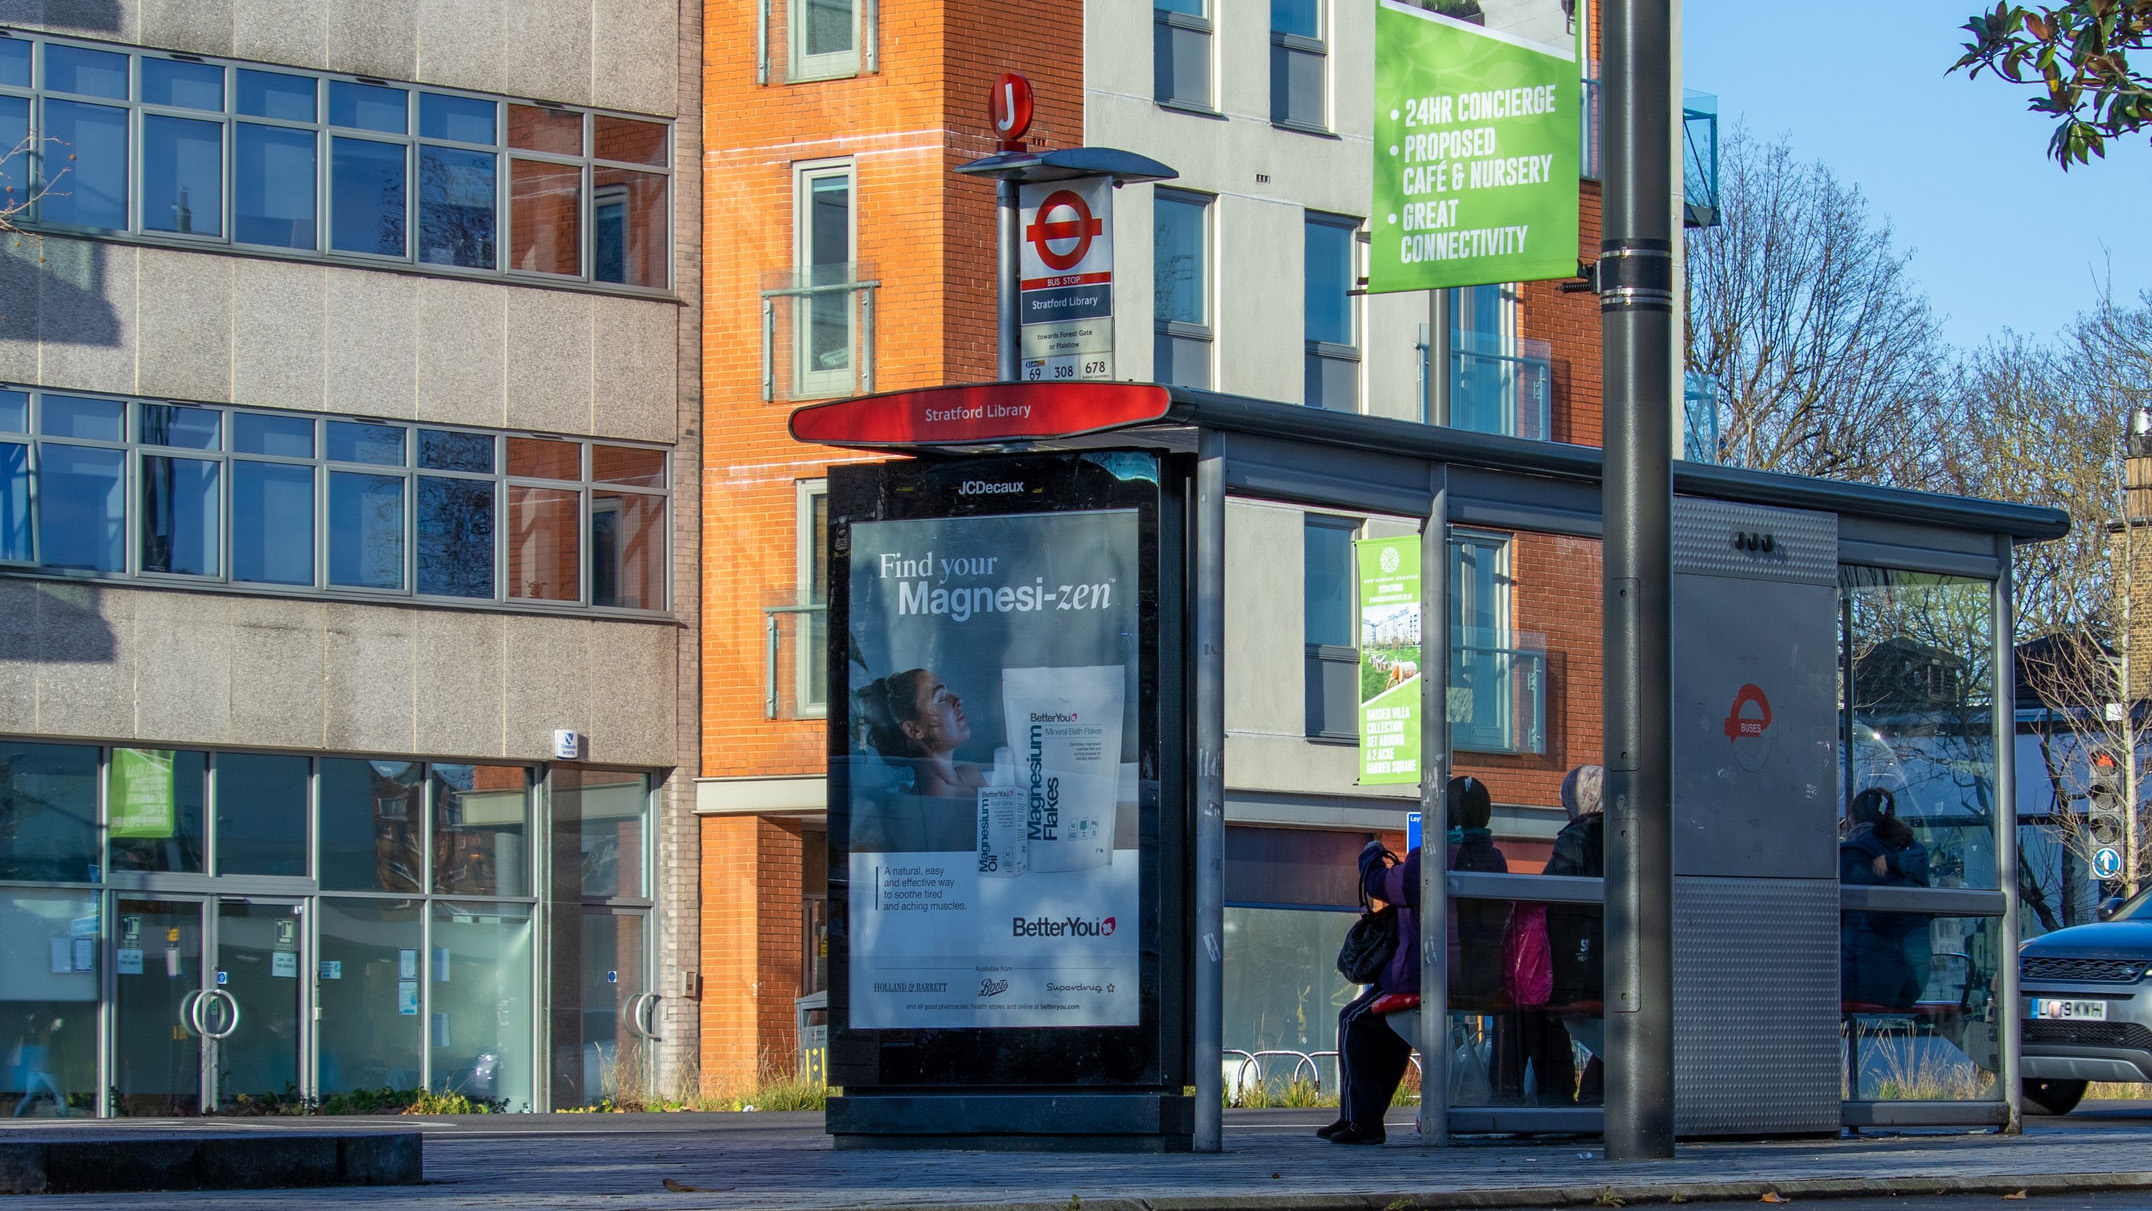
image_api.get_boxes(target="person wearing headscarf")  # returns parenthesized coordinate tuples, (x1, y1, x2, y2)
(1322, 776, 1497, 1144)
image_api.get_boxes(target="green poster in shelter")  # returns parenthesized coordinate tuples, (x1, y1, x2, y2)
(109, 748, 176, 839)
(1369, 0, 1580, 292)
(1357, 536, 1421, 786)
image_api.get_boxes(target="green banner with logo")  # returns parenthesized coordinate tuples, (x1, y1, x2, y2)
(109, 748, 176, 839)
(1357, 536, 1421, 785)
(1370, 0, 1580, 293)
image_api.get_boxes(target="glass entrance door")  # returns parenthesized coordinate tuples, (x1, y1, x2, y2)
(209, 898, 304, 1106)
(111, 896, 305, 1114)
(112, 897, 207, 1115)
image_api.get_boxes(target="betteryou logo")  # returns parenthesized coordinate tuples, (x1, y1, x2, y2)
(1012, 914, 1116, 938)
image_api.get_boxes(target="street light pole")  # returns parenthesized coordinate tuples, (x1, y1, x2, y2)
(1599, 0, 1677, 1162)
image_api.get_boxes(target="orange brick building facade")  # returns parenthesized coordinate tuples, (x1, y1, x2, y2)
(695, 0, 1088, 1088)
(693, 2, 1622, 1088)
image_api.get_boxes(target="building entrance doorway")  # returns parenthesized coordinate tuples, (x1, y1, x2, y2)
(111, 895, 306, 1115)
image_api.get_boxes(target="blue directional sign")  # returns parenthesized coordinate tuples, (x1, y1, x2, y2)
(1407, 811, 1422, 852)
(2094, 846, 2124, 880)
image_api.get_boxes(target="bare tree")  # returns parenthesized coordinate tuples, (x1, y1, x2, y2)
(1938, 291, 2152, 904)
(1684, 130, 1944, 484)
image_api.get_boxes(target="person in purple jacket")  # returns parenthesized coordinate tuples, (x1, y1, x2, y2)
(1318, 775, 1493, 1145)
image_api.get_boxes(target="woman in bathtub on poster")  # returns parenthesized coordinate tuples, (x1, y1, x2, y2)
(857, 668, 989, 798)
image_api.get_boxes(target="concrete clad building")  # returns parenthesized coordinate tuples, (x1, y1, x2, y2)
(0, 1, 704, 1115)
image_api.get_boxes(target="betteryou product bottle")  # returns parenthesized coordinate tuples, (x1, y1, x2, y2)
(975, 747, 1027, 878)
(1002, 665, 1124, 873)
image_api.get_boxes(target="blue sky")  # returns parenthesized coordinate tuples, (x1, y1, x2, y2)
(1682, 0, 2152, 351)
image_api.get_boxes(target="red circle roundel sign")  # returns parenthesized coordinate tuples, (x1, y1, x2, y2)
(990, 72, 1033, 147)
(1025, 189, 1101, 272)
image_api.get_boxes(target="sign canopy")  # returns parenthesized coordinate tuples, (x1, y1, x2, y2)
(790, 382, 1170, 449)
(1369, 0, 1580, 293)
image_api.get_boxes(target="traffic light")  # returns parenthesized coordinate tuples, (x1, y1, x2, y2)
(2089, 752, 2128, 844)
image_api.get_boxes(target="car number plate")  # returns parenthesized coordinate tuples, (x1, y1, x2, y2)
(2033, 998, 2108, 1021)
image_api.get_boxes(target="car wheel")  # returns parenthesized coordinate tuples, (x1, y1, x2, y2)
(2021, 1078, 2088, 1115)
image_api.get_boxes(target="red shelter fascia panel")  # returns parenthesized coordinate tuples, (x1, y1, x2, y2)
(789, 382, 1171, 449)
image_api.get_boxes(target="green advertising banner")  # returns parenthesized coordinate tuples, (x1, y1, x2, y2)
(1370, 0, 1580, 293)
(1357, 536, 1421, 786)
(109, 748, 176, 839)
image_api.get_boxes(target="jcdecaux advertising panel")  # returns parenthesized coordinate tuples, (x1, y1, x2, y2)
(1370, 0, 1580, 292)
(829, 453, 1165, 1082)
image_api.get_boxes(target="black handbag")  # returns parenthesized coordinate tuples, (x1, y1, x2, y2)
(1336, 848, 1400, 984)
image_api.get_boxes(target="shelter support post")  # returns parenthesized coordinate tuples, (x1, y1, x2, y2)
(1416, 469, 1453, 1145)
(1994, 541, 2024, 1134)
(997, 177, 1020, 381)
(1193, 433, 1227, 1152)
(1600, 0, 1677, 1162)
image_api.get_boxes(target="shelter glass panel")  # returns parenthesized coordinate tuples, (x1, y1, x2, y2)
(1842, 568, 1999, 891)
(1841, 912, 2001, 1101)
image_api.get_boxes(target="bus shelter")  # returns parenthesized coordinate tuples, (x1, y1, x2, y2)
(794, 379, 2068, 1150)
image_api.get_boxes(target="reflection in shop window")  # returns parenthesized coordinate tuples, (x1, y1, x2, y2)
(0, 741, 99, 885)
(0, 891, 100, 1116)
(431, 764, 530, 898)
(315, 898, 424, 1096)
(431, 902, 534, 1111)
(106, 748, 206, 876)
(215, 752, 309, 877)
(318, 759, 425, 894)
(554, 769, 651, 901)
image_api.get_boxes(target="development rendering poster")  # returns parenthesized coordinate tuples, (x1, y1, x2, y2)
(840, 478, 1146, 1031)
(1369, 0, 1581, 292)
(1356, 536, 1421, 786)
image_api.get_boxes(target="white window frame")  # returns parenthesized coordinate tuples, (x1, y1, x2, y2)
(1449, 529, 1516, 752)
(795, 479, 829, 717)
(789, 0, 865, 82)
(1154, 0, 1215, 112)
(1152, 188, 1214, 391)
(1302, 211, 1361, 411)
(1270, 0, 1328, 131)
(793, 160, 857, 401)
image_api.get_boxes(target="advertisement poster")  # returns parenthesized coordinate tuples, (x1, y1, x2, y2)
(844, 506, 1142, 1030)
(108, 748, 176, 839)
(1018, 176, 1115, 383)
(1369, 0, 1580, 293)
(1357, 536, 1421, 785)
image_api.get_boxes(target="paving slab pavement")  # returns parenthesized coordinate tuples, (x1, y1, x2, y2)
(6, 1106, 2152, 1209)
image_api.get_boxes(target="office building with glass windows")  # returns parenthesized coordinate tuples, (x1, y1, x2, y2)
(0, 1, 703, 1116)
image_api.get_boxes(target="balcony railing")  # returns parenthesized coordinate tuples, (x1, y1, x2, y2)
(1449, 333, 1553, 441)
(761, 267, 879, 403)
(1683, 89, 1720, 228)
(1579, 77, 1720, 232)
(764, 602, 827, 720)
(1684, 370, 1725, 464)
(1448, 642, 1546, 755)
